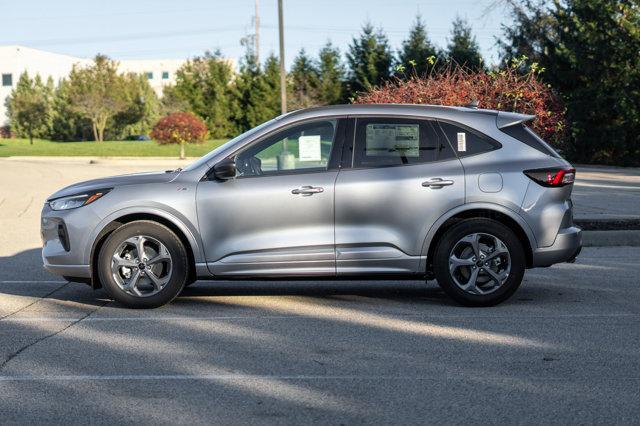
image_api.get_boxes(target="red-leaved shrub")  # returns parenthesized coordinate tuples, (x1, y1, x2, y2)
(151, 112, 208, 159)
(355, 64, 566, 146)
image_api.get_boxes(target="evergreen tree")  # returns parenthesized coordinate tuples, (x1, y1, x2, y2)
(50, 78, 93, 141)
(110, 73, 160, 139)
(398, 14, 440, 77)
(317, 41, 345, 104)
(173, 50, 235, 138)
(289, 48, 320, 110)
(501, 0, 640, 165)
(446, 16, 484, 70)
(232, 47, 281, 132)
(5, 72, 52, 144)
(346, 23, 394, 95)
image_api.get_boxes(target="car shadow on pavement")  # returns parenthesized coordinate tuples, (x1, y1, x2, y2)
(1, 248, 573, 309)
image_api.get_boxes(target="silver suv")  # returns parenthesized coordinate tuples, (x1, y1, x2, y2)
(41, 104, 582, 308)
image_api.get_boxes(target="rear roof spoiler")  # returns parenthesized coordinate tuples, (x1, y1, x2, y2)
(496, 111, 535, 129)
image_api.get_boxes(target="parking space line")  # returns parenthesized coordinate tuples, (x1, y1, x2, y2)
(0, 373, 638, 382)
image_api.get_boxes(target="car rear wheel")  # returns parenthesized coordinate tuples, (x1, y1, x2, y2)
(98, 220, 189, 308)
(433, 218, 525, 307)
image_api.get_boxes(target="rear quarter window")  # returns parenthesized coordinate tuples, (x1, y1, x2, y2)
(500, 124, 560, 157)
(438, 121, 500, 157)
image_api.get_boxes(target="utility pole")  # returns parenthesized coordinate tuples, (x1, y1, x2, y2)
(254, 0, 260, 65)
(278, 0, 286, 114)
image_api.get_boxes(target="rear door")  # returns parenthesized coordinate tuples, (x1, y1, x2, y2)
(334, 116, 465, 275)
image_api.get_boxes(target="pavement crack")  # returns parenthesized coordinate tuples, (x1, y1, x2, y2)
(16, 196, 33, 218)
(0, 282, 70, 321)
(0, 299, 109, 372)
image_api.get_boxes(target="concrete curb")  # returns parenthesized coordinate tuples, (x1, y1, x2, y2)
(582, 230, 640, 247)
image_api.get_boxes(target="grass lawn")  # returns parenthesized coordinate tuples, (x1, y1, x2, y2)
(0, 138, 228, 157)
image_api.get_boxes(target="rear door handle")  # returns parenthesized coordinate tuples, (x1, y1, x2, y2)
(422, 178, 454, 188)
(291, 186, 324, 196)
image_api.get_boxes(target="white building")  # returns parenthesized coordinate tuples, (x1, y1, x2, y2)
(0, 45, 189, 126)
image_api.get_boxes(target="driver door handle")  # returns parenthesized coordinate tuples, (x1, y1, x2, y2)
(422, 178, 454, 188)
(291, 186, 324, 196)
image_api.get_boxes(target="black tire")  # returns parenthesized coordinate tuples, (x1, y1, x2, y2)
(433, 218, 525, 307)
(98, 220, 189, 308)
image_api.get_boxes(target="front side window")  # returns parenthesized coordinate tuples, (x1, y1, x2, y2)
(235, 120, 336, 177)
(353, 117, 456, 168)
(1, 73, 12, 87)
(438, 121, 500, 157)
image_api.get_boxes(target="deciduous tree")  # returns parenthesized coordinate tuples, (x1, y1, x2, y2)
(66, 55, 128, 142)
(150, 112, 208, 159)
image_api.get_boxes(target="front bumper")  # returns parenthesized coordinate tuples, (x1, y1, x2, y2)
(531, 226, 582, 267)
(41, 203, 100, 279)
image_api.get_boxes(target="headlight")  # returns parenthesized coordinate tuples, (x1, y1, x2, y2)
(49, 189, 111, 211)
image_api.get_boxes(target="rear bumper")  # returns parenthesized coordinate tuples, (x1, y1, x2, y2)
(531, 226, 582, 267)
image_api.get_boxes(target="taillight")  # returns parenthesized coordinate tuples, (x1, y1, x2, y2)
(524, 168, 576, 187)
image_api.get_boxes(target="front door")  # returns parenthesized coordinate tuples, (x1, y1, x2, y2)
(197, 119, 343, 277)
(334, 116, 465, 275)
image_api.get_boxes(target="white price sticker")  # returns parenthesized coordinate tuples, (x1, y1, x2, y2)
(298, 135, 322, 161)
(457, 132, 467, 152)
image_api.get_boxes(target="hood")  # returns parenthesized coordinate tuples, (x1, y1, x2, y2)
(47, 170, 179, 201)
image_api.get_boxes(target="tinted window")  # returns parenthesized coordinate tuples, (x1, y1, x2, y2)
(146, 72, 153, 80)
(500, 124, 559, 157)
(1, 73, 12, 87)
(353, 118, 456, 168)
(236, 120, 336, 177)
(438, 121, 499, 157)
(162, 71, 169, 79)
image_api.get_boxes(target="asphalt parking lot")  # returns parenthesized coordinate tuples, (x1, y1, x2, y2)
(1, 158, 639, 424)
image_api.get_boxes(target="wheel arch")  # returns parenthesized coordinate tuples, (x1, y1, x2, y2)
(421, 203, 536, 275)
(89, 210, 201, 289)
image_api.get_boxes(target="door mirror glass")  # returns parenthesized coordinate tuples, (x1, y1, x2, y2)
(213, 159, 237, 180)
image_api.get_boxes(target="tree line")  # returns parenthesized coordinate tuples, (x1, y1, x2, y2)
(5, 15, 484, 142)
(5, 2, 639, 166)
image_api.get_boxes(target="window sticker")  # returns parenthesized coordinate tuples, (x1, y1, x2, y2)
(298, 135, 322, 161)
(457, 132, 467, 152)
(365, 124, 419, 157)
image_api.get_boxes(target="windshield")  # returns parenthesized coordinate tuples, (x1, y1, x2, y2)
(183, 118, 280, 171)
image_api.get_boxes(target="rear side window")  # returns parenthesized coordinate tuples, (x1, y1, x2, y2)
(500, 124, 559, 157)
(438, 121, 500, 157)
(353, 118, 456, 168)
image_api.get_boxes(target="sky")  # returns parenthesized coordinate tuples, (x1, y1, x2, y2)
(2, 0, 513, 68)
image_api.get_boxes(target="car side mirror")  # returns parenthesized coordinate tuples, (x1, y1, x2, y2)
(212, 159, 236, 180)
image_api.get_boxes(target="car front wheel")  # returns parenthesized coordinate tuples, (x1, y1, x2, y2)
(433, 218, 525, 307)
(98, 220, 189, 308)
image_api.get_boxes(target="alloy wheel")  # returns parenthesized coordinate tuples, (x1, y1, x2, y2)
(448, 232, 511, 295)
(111, 235, 173, 297)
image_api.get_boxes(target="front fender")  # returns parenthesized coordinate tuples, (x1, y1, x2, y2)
(86, 204, 205, 266)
